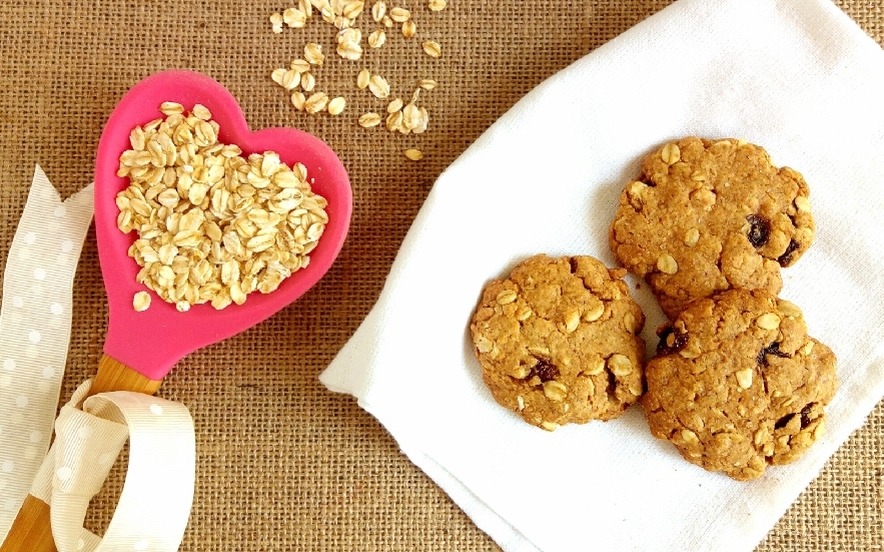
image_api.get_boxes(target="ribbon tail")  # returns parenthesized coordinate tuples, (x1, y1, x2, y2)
(0, 167, 94, 543)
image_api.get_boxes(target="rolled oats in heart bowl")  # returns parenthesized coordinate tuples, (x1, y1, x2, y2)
(116, 100, 332, 313)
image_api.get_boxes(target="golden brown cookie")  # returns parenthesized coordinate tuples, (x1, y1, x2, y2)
(609, 137, 814, 319)
(469, 254, 646, 431)
(642, 288, 837, 481)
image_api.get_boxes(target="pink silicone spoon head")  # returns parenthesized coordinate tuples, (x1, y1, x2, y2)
(94, 70, 352, 381)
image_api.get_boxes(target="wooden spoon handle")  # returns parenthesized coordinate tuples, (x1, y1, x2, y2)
(91, 354, 163, 396)
(0, 496, 55, 552)
(0, 354, 162, 552)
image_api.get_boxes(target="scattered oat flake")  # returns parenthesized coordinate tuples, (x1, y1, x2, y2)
(305, 92, 330, 114)
(133, 291, 151, 312)
(422, 40, 441, 58)
(304, 43, 325, 65)
(389, 7, 410, 22)
(320, 8, 335, 26)
(301, 72, 316, 92)
(270, 12, 284, 33)
(404, 148, 423, 160)
(414, 106, 429, 133)
(368, 74, 390, 98)
(328, 96, 347, 115)
(342, 0, 365, 19)
(358, 112, 382, 127)
(338, 27, 362, 44)
(371, 0, 386, 21)
(357, 68, 371, 89)
(271, 68, 287, 86)
(387, 97, 404, 113)
(284, 7, 307, 27)
(386, 111, 403, 132)
(368, 28, 386, 48)
(291, 91, 306, 111)
(291, 58, 311, 73)
(403, 104, 421, 129)
(337, 39, 363, 60)
(282, 69, 300, 90)
(419, 79, 437, 90)
(428, 0, 446, 10)
(402, 19, 417, 39)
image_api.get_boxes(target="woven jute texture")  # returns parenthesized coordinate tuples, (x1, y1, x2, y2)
(0, 1, 881, 550)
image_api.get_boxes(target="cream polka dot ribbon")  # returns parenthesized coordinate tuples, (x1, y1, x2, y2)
(1, 167, 196, 551)
(0, 166, 94, 532)
(29, 380, 195, 552)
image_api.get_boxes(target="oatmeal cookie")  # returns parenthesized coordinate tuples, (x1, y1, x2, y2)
(609, 137, 814, 318)
(642, 288, 837, 480)
(469, 254, 646, 431)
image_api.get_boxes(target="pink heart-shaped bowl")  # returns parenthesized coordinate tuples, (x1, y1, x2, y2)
(94, 70, 352, 382)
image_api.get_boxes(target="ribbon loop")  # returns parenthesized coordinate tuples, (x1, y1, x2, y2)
(31, 380, 196, 552)
(85, 391, 196, 552)
(48, 382, 130, 552)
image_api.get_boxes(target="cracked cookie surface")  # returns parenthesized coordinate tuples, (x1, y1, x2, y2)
(469, 254, 646, 431)
(609, 137, 814, 319)
(642, 288, 837, 481)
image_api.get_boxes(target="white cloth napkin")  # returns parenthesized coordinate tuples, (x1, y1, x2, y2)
(320, 0, 884, 550)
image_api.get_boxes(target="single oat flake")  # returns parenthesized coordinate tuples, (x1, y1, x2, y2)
(291, 91, 307, 110)
(368, 28, 386, 48)
(304, 42, 325, 65)
(133, 291, 152, 312)
(327, 96, 347, 115)
(368, 74, 391, 98)
(371, 0, 386, 21)
(389, 7, 410, 22)
(358, 112, 382, 127)
(357, 68, 371, 89)
(305, 92, 330, 114)
(401, 20, 417, 39)
(284, 8, 308, 28)
(422, 40, 442, 58)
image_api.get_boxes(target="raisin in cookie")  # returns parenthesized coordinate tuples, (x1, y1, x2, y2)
(469, 254, 646, 431)
(609, 137, 814, 319)
(643, 288, 837, 480)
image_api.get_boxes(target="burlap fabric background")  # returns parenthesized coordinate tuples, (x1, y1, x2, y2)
(0, 1, 881, 550)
